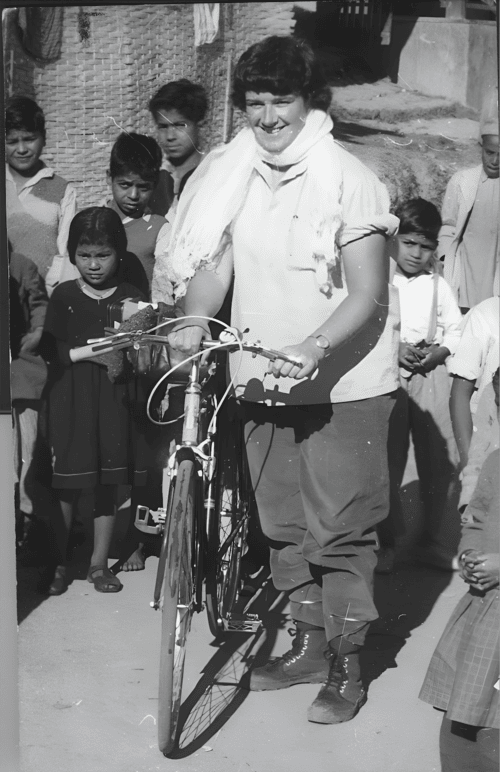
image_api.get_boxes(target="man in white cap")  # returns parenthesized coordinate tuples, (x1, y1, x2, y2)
(439, 86, 499, 313)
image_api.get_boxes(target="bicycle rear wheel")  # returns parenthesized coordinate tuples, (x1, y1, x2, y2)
(157, 458, 196, 755)
(205, 419, 251, 637)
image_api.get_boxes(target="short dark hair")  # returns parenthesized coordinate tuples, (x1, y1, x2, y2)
(232, 36, 331, 113)
(5, 95, 46, 140)
(149, 79, 208, 123)
(68, 207, 127, 264)
(109, 132, 162, 183)
(395, 198, 442, 242)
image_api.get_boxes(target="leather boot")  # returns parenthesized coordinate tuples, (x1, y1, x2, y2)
(307, 645, 366, 724)
(249, 623, 329, 691)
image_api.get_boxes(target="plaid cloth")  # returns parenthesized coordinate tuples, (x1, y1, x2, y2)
(419, 588, 499, 729)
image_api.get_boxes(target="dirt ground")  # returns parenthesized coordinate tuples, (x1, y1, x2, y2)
(16, 78, 480, 772)
(17, 445, 465, 772)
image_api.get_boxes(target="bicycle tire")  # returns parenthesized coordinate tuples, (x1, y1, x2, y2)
(157, 458, 196, 755)
(205, 421, 250, 638)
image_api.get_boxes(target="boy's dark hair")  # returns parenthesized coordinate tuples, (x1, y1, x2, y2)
(109, 132, 162, 183)
(232, 36, 331, 113)
(395, 198, 442, 242)
(68, 207, 127, 264)
(5, 95, 46, 140)
(149, 79, 208, 123)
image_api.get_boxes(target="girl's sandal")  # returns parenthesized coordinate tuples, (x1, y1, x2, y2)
(87, 566, 123, 593)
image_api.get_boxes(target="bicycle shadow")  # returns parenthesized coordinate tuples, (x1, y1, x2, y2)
(166, 578, 289, 759)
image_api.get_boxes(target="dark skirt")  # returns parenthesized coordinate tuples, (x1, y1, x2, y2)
(46, 361, 148, 489)
(419, 587, 499, 729)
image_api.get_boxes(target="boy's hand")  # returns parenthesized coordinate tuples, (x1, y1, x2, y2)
(398, 342, 425, 372)
(467, 553, 499, 591)
(418, 344, 449, 373)
(20, 327, 43, 354)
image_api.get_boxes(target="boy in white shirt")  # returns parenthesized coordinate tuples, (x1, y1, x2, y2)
(380, 198, 463, 572)
(449, 296, 499, 470)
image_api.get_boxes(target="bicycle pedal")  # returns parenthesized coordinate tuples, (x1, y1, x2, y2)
(222, 613, 261, 633)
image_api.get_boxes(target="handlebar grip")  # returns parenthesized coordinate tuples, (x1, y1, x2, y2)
(69, 343, 114, 362)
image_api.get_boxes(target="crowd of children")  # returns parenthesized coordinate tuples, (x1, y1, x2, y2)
(6, 52, 499, 770)
(6, 81, 204, 591)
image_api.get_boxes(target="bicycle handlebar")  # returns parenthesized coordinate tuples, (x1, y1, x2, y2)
(69, 342, 116, 362)
(69, 329, 303, 366)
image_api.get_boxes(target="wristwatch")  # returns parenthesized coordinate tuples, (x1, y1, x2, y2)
(307, 334, 331, 354)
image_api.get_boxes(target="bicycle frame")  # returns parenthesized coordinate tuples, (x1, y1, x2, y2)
(135, 350, 261, 632)
(135, 354, 218, 608)
(71, 323, 288, 624)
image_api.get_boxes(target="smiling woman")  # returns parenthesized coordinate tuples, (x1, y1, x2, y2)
(152, 35, 401, 727)
(244, 92, 308, 155)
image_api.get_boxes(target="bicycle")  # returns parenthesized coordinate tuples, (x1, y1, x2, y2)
(71, 317, 299, 755)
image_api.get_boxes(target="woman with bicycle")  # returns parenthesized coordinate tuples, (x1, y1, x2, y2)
(153, 35, 399, 725)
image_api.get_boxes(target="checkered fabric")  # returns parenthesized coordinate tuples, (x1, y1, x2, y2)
(419, 588, 499, 729)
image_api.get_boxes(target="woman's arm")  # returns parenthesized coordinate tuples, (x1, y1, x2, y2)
(167, 247, 234, 356)
(271, 232, 388, 379)
(449, 375, 476, 468)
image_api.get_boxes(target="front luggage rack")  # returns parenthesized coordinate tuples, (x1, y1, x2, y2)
(135, 505, 167, 536)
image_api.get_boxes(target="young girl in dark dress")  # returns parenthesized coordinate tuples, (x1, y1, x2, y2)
(41, 207, 148, 595)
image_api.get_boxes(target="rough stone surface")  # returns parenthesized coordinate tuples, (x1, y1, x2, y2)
(331, 79, 481, 208)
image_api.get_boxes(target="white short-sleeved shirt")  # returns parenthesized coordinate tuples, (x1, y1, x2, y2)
(448, 296, 499, 410)
(228, 143, 400, 405)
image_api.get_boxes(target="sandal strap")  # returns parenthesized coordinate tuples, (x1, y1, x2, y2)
(87, 566, 122, 590)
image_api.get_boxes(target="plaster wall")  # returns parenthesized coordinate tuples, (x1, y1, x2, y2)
(390, 17, 497, 110)
(466, 21, 498, 111)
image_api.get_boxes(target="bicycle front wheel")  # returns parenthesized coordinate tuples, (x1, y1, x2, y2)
(157, 458, 196, 756)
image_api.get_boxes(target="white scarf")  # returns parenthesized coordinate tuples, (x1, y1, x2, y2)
(152, 110, 344, 303)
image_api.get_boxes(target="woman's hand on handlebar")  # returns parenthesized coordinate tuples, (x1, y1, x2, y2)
(269, 339, 325, 380)
(167, 322, 211, 367)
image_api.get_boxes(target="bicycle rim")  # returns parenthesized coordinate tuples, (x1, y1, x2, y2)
(206, 429, 249, 637)
(157, 459, 195, 755)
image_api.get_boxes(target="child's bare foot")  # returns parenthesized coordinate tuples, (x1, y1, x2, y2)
(122, 545, 145, 571)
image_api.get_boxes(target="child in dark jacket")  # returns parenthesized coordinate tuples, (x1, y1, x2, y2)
(9, 246, 48, 543)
